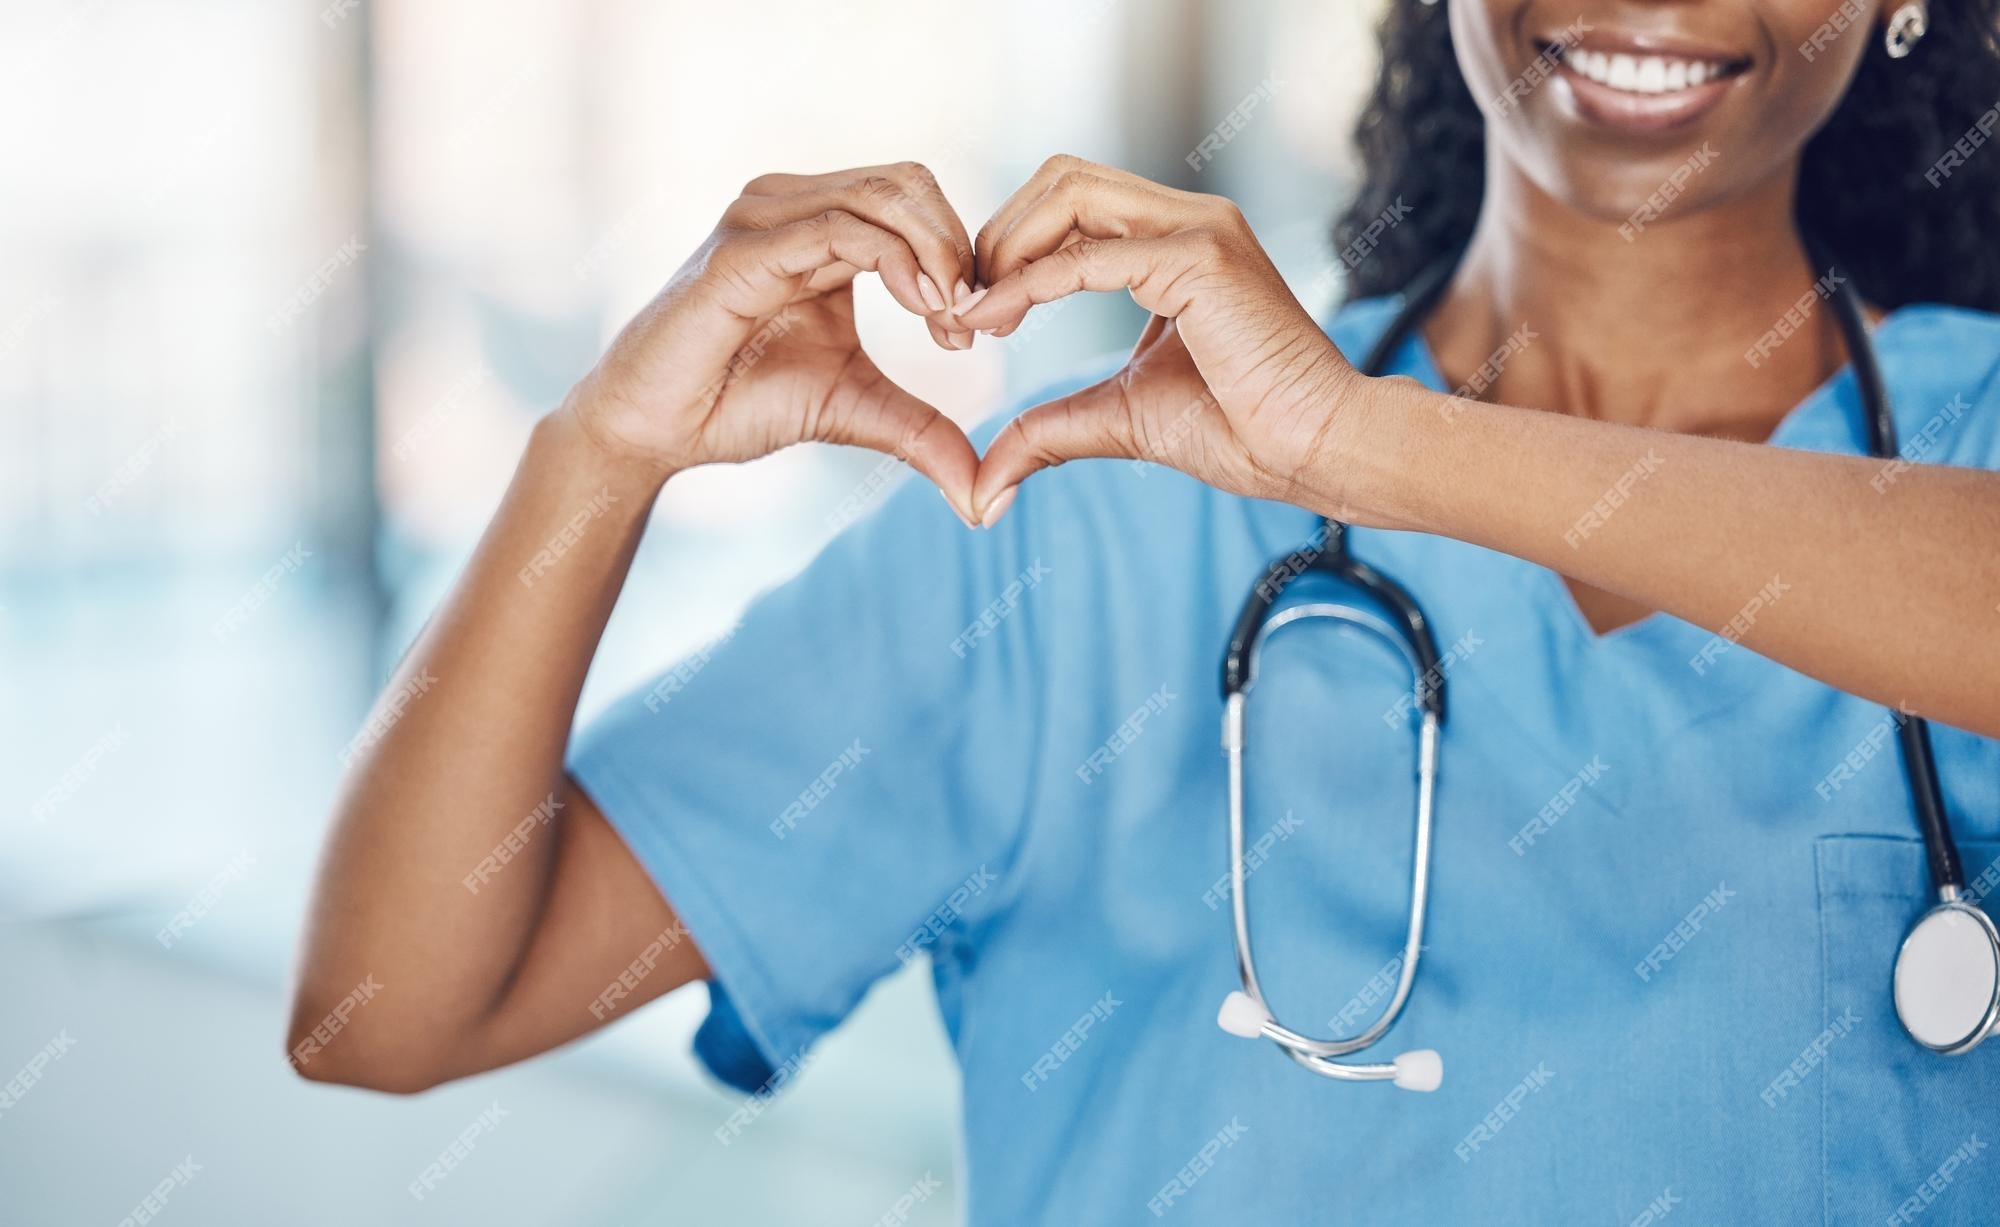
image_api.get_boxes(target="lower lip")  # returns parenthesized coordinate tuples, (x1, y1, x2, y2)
(1555, 62, 1741, 134)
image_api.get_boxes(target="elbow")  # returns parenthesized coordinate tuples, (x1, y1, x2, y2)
(284, 989, 447, 1095)
(286, 1047, 440, 1096)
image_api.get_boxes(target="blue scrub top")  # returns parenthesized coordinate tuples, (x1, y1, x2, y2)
(570, 296, 2000, 1225)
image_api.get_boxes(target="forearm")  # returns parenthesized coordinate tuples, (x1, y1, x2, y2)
(1329, 378, 2000, 736)
(293, 400, 669, 1072)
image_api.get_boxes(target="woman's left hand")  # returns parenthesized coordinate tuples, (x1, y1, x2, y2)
(954, 156, 1367, 524)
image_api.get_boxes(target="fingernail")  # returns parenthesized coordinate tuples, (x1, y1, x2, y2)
(918, 274, 947, 313)
(952, 278, 971, 305)
(981, 486, 1018, 528)
(951, 285, 989, 317)
(939, 486, 976, 529)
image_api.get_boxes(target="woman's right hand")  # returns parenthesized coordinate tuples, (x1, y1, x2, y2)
(566, 162, 985, 523)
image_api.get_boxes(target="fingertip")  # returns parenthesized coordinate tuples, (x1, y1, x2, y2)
(971, 450, 1028, 520)
(902, 419, 982, 525)
(917, 273, 947, 313)
(926, 313, 975, 351)
(952, 281, 1031, 336)
(949, 283, 991, 320)
(979, 484, 1018, 529)
(937, 485, 978, 530)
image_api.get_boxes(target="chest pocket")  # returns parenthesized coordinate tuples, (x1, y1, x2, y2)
(1814, 835, 2000, 1226)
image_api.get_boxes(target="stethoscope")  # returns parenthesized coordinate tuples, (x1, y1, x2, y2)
(1212, 250, 2000, 1090)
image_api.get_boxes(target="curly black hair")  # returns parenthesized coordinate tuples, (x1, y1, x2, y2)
(1333, 0, 2000, 312)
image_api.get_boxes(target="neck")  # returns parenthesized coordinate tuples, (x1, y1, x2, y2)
(1424, 158, 1850, 439)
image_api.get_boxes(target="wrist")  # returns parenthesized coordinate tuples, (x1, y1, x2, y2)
(538, 387, 677, 502)
(1297, 369, 1440, 533)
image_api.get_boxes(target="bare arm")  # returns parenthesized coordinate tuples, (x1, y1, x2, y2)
(290, 162, 983, 1092)
(288, 411, 701, 1092)
(1335, 383, 2000, 736)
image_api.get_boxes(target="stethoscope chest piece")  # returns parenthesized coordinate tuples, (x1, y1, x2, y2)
(1894, 899, 2000, 1054)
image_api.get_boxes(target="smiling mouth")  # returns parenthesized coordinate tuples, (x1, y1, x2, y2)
(1552, 44, 1751, 94)
(1540, 37, 1752, 132)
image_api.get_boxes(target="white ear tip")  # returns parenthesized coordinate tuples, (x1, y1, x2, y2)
(1217, 991, 1271, 1039)
(1392, 1049, 1443, 1092)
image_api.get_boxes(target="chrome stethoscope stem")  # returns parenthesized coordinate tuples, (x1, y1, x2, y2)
(1222, 603, 1441, 1078)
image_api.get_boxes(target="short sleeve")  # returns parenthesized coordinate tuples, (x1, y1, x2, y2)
(567, 454, 1046, 1094)
(1896, 307, 2000, 471)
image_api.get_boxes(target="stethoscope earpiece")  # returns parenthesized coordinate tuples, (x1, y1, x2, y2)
(1215, 991, 1444, 1091)
(1216, 989, 1271, 1039)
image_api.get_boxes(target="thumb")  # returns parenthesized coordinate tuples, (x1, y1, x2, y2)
(972, 378, 1137, 526)
(813, 356, 980, 526)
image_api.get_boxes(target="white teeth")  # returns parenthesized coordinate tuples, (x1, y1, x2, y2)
(1565, 48, 1733, 95)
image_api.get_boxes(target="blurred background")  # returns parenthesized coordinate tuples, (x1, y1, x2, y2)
(0, 0, 1384, 1221)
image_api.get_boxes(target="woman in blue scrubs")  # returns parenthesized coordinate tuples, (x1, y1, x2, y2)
(293, 0, 2000, 1221)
